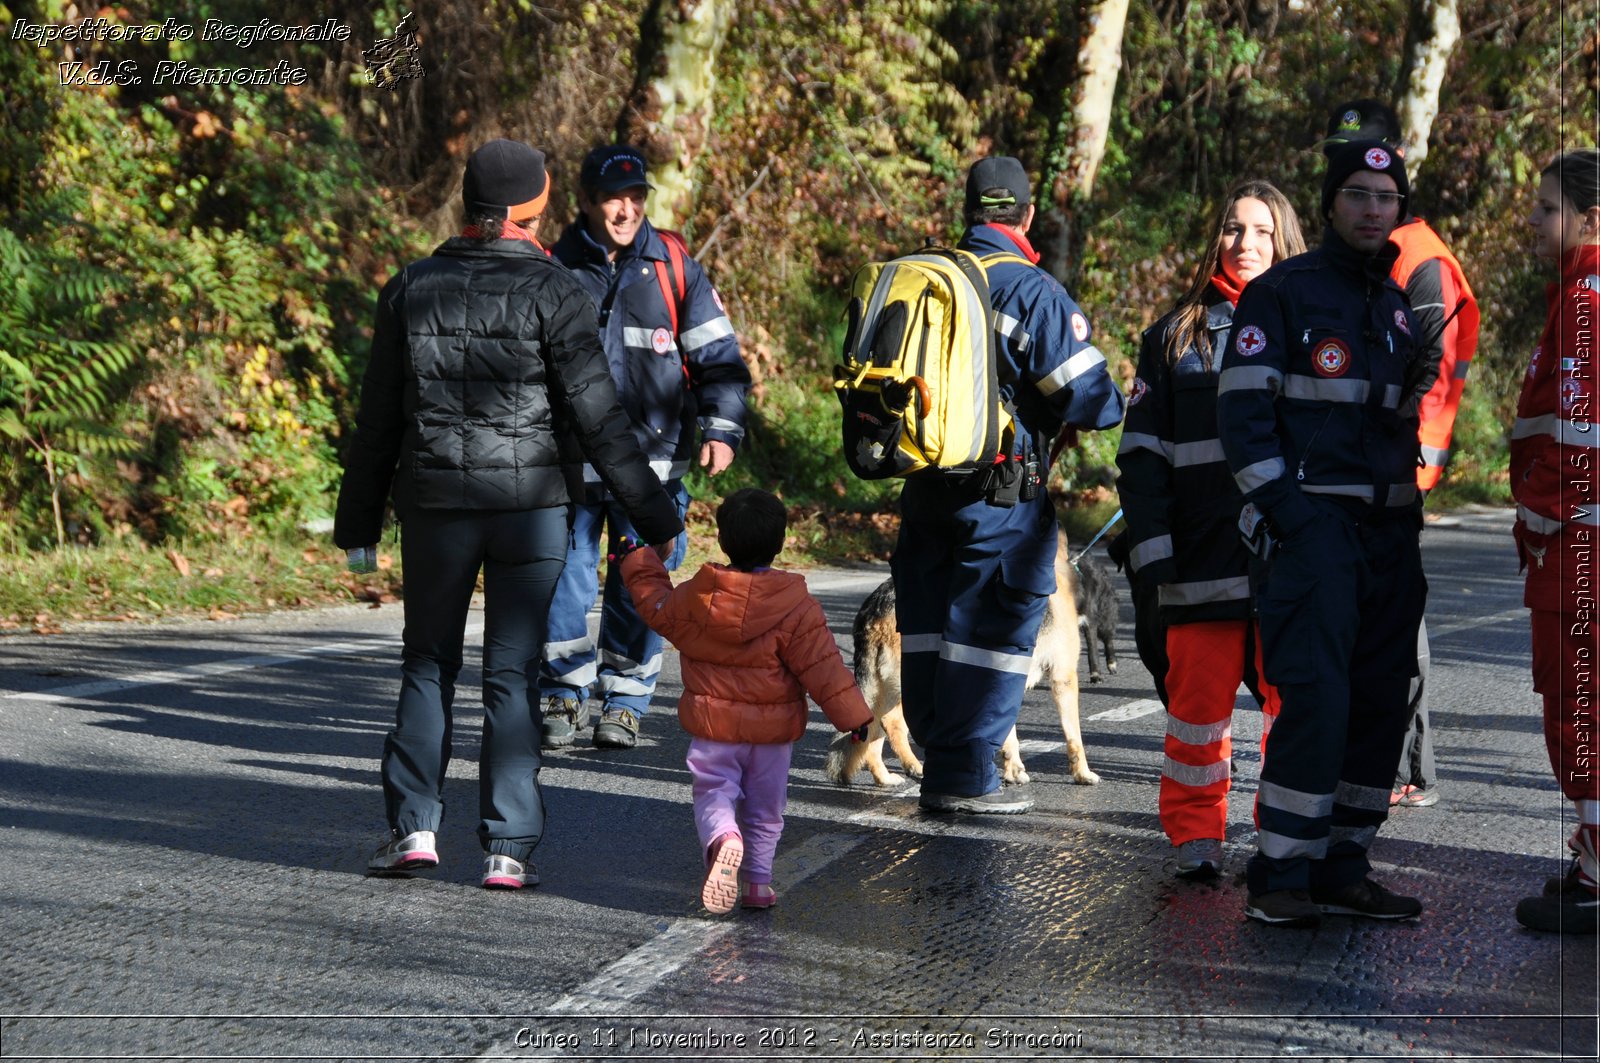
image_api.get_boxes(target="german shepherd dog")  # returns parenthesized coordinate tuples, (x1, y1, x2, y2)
(825, 528, 1100, 788)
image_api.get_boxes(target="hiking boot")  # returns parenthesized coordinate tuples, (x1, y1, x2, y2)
(1175, 838, 1224, 880)
(367, 829, 438, 874)
(918, 784, 1034, 815)
(1311, 877, 1422, 920)
(593, 708, 640, 749)
(1389, 784, 1440, 808)
(1244, 889, 1321, 927)
(540, 697, 588, 750)
(1516, 889, 1600, 934)
(1544, 855, 1585, 897)
(702, 832, 743, 914)
(740, 881, 778, 910)
(482, 853, 538, 890)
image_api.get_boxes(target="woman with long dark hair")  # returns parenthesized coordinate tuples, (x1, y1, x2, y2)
(1116, 180, 1305, 879)
(1512, 149, 1600, 934)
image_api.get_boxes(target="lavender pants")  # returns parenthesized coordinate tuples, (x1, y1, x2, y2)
(687, 738, 793, 884)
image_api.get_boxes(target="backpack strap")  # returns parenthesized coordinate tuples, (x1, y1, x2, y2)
(653, 229, 689, 336)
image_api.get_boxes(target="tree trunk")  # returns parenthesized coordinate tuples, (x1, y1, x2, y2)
(1394, 0, 1461, 172)
(1051, 0, 1130, 207)
(617, 0, 737, 230)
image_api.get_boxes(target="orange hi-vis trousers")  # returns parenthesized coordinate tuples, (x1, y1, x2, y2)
(1160, 620, 1281, 846)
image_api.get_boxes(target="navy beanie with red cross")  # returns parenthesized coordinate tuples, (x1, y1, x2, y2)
(1321, 138, 1409, 220)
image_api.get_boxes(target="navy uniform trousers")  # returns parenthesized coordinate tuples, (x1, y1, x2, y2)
(892, 478, 1058, 797)
(1248, 497, 1426, 895)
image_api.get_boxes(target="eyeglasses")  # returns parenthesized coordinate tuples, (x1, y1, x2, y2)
(1337, 187, 1404, 208)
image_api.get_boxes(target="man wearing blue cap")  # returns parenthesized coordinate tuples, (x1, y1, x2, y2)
(539, 145, 752, 751)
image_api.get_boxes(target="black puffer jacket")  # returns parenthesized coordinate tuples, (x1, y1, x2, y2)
(333, 237, 683, 548)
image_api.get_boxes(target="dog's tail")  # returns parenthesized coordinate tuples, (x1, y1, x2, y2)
(824, 727, 875, 786)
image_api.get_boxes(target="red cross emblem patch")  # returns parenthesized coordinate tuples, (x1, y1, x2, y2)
(1311, 338, 1352, 378)
(1236, 325, 1267, 357)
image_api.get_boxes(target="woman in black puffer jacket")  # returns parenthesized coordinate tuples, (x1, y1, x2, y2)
(334, 139, 682, 890)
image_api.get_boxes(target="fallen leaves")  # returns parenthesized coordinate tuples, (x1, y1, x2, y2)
(166, 550, 191, 577)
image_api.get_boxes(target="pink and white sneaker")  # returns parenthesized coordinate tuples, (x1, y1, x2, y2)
(482, 853, 538, 890)
(740, 881, 778, 909)
(367, 830, 438, 874)
(701, 832, 743, 914)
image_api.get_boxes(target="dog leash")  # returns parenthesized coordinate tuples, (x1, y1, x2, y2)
(1069, 507, 1123, 568)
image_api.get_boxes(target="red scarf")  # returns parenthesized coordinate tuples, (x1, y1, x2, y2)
(461, 219, 546, 250)
(984, 223, 1042, 265)
(1209, 271, 1243, 307)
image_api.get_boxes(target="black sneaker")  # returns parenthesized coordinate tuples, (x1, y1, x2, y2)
(918, 785, 1034, 814)
(1244, 889, 1321, 927)
(540, 697, 587, 750)
(1544, 855, 1584, 897)
(593, 708, 640, 749)
(1516, 889, 1600, 934)
(1311, 877, 1422, 920)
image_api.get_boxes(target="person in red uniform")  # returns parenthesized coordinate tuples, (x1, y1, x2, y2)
(1322, 100, 1481, 810)
(1512, 149, 1600, 935)
(1117, 180, 1305, 879)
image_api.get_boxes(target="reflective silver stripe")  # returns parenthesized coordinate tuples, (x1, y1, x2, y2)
(1218, 365, 1283, 395)
(1259, 780, 1334, 820)
(902, 634, 942, 654)
(1173, 438, 1226, 467)
(1578, 799, 1600, 823)
(1333, 779, 1391, 812)
(1562, 421, 1600, 446)
(701, 415, 742, 434)
(1513, 413, 1556, 440)
(622, 325, 678, 354)
(556, 662, 598, 687)
(677, 315, 734, 352)
(1234, 456, 1285, 493)
(1382, 384, 1402, 409)
(941, 640, 1034, 676)
(1038, 346, 1106, 397)
(598, 675, 658, 697)
(1517, 505, 1564, 535)
(1455, 360, 1471, 381)
(583, 459, 687, 483)
(1284, 376, 1370, 403)
(544, 636, 592, 659)
(1258, 829, 1327, 860)
(1420, 444, 1450, 466)
(1386, 483, 1419, 507)
(1584, 275, 1600, 293)
(851, 263, 900, 361)
(1573, 506, 1600, 528)
(1162, 756, 1230, 787)
(1328, 825, 1378, 850)
(1117, 432, 1174, 462)
(1411, 301, 1446, 312)
(1131, 535, 1173, 571)
(1158, 576, 1251, 606)
(1302, 483, 1374, 500)
(995, 311, 1032, 353)
(1166, 715, 1232, 746)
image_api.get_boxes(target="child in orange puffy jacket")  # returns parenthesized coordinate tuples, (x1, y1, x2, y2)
(618, 488, 871, 914)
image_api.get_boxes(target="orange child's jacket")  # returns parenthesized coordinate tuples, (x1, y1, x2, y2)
(620, 551, 872, 745)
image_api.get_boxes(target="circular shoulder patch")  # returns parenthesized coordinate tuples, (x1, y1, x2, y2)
(1528, 345, 1542, 379)
(650, 327, 673, 354)
(1235, 325, 1267, 358)
(1071, 312, 1090, 342)
(1563, 377, 1588, 412)
(1129, 377, 1149, 406)
(1393, 310, 1411, 336)
(1311, 337, 1352, 378)
(1364, 146, 1392, 170)
(711, 287, 726, 312)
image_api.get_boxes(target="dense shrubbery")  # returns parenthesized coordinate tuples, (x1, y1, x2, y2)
(0, 0, 1592, 556)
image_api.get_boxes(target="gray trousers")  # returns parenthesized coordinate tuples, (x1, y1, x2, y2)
(1395, 619, 1436, 789)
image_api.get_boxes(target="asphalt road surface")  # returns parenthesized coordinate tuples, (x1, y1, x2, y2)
(1, 506, 1595, 1062)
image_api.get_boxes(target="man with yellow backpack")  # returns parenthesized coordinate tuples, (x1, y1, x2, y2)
(878, 157, 1125, 813)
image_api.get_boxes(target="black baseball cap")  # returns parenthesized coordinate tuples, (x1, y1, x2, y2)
(580, 145, 653, 196)
(964, 156, 1032, 214)
(1321, 98, 1404, 155)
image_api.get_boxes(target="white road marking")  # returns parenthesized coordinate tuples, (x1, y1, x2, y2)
(1089, 697, 1165, 722)
(1429, 607, 1526, 638)
(0, 624, 484, 702)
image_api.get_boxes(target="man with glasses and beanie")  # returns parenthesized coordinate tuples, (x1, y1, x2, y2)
(1217, 140, 1429, 926)
(538, 144, 751, 753)
(335, 138, 683, 889)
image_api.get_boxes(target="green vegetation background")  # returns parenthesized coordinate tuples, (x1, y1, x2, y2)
(0, 0, 1592, 627)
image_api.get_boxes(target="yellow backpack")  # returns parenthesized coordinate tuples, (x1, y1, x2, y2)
(833, 244, 1026, 479)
